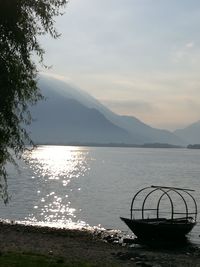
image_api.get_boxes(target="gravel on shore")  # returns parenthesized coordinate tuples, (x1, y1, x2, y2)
(0, 221, 200, 266)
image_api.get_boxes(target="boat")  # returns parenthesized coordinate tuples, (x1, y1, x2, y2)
(120, 185, 197, 240)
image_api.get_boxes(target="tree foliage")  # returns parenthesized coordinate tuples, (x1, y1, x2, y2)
(0, 0, 67, 202)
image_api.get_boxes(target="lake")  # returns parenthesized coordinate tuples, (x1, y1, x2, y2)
(1, 146, 200, 244)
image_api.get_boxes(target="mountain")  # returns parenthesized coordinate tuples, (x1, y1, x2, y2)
(104, 115, 184, 145)
(28, 75, 185, 145)
(29, 78, 135, 144)
(174, 121, 200, 144)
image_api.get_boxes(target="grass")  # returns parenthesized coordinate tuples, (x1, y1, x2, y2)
(0, 251, 104, 267)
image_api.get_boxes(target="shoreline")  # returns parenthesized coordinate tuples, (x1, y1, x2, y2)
(0, 221, 200, 266)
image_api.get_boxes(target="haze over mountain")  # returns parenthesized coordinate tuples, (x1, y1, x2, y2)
(28, 76, 185, 146)
(174, 121, 200, 144)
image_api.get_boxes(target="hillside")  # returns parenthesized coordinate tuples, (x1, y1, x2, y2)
(28, 76, 185, 146)
(174, 121, 200, 144)
(29, 81, 135, 144)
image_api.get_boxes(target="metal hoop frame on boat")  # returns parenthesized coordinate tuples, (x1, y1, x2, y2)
(130, 185, 197, 221)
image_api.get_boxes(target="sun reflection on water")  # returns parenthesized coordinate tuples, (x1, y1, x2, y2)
(27, 146, 88, 180)
(23, 145, 90, 228)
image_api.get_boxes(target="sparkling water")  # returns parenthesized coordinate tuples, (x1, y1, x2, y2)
(1, 146, 200, 244)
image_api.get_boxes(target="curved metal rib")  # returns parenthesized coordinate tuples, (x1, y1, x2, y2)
(130, 185, 197, 222)
(141, 188, 174, 220)
(157, 189, 188, 220)
(130, 187, 151, 219)
(182, 190, 198, 221)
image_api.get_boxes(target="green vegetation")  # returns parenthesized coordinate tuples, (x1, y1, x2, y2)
(0, 0, 67, 202)
(0, 251, 110, 267)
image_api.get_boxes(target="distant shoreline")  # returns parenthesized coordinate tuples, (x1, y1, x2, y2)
(34, 142, 184, 149)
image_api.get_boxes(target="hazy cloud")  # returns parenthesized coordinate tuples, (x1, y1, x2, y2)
(41, 1, 200, 130)
(186, 42, 195, 48)
(102, 99, 156, 114)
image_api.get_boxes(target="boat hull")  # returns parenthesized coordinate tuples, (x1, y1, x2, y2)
(120, 217, 196, 239)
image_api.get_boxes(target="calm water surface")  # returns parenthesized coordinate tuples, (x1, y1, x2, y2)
(1, 146, 200, 244)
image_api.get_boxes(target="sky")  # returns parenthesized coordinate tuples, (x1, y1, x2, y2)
(40, 0, 200, 130)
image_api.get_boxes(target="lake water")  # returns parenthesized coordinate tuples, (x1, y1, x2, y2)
(1, 146, 200, 244)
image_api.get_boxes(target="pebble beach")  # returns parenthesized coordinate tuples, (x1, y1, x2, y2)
(0, 221, 200, 266)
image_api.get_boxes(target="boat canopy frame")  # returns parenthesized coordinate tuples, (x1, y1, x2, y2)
(130, 185, 197, 221)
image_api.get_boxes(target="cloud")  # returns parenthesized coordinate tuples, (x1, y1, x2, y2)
(173, 41, 196, 62)
(102, 99, 155, 114)
(185, 42, 194, 48)
(40, 71, 72, 82)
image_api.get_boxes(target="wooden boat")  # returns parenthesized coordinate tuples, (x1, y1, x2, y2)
(121, 185, 197, 240)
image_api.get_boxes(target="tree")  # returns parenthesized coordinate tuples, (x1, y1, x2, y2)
(0, 0, 67, 203)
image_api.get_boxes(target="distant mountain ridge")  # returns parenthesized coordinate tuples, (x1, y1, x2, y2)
(174, 121, 200, 144)
(28, 75, 186, 146)
(29, 78, 135, 144)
